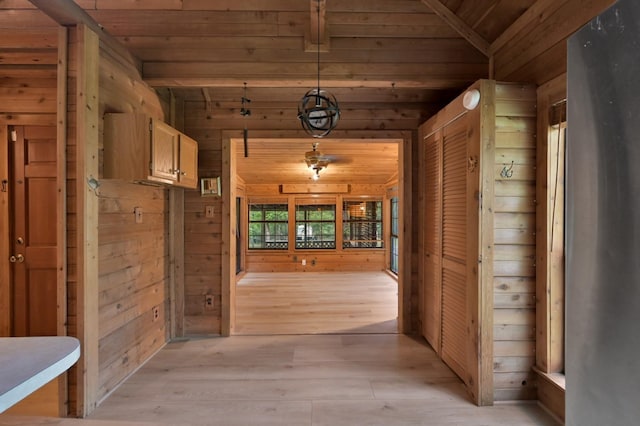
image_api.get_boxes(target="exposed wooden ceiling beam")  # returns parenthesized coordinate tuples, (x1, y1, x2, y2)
(28, 0, 141, 70)
(420, 0, 490, 57)
(201, 88, 212, 111)
(142, 77, 475, 90)
(305, 0, 329, 52)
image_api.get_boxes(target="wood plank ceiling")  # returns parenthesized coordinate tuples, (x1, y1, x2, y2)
(2, 0, 536, 184)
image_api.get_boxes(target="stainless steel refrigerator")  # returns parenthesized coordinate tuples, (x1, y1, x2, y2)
(567, 0, 640, 424)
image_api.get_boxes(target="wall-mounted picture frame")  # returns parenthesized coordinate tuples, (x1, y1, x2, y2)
(200, 177, 221, 197)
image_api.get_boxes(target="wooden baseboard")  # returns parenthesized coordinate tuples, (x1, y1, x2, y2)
(533, 367, 565, 423)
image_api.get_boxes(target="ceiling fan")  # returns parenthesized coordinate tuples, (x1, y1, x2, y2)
(305, 142, 330, 180)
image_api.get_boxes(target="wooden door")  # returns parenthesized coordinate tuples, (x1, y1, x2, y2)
(422, 129, 442, 351)
(178, 133, 198, 188)
(440, 115, 470, 381)
(150, 118, 179, 182)
(10, 126, 58, 336)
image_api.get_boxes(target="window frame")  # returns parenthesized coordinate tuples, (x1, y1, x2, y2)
(294, 203, 336, 250)
(342, 199, 384, 249)
(536, 87, 566, 379)
(247, 202, 289, 250)
(389, 197, 399, 273)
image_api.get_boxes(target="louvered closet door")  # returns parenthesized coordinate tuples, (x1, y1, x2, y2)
(422, 130, 442, 350)
(441, 116, 469, 380)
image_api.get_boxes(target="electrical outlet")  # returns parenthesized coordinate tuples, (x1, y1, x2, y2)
(205, 294, 214, 310)
(311, 259, 316, 266)
(152, 306, 159, 321)
(302, 259, 306, 266)
(205, 205, 215, 218)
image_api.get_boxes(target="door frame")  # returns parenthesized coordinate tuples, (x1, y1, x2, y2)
(221, 132, 412, 335)
(0, 126, 10, 336)
(1, 123, 67, 337)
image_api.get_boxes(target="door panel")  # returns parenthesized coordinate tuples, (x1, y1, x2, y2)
(10, 125, 57, 337)
(440, 115, 469, 383)
(151, 118, 179, 182)
(422, 130, 442, 350)
(178, 133, 198, 188)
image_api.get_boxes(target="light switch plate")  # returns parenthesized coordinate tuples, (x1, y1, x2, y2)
(205, 205, 215, 218)
(134, 207, 143, 223)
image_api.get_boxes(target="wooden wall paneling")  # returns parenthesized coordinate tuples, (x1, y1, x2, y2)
(97, 308, 165, 399)
(56, 25, 70, 416)
(492, 82, 537, 402)
(96, 29, 170, 408)
(476, 79, 495, 406)
(96, 179, 169, 402)
(245, 252, 387, 272)
(65, 27, 80, 416)
(99, 52, 163, 118)
(168, 84, 185, 339)
(169, 188, 185, 339)
(182, 109, 223, 334)
(72, 24, 100, 417)
(57, 25, 69, 337)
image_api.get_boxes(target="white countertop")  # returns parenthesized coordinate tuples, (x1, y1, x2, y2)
(0, 336, 80, 412)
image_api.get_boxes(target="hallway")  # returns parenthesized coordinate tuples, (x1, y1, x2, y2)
(82, 334, 558, 425)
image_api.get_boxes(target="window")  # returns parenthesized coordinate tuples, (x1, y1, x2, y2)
(248, 203, 288, 249)
(546, 100, 566, 374)
(295, 204, 335, 249)
(342, 200, 383, 248)
(390, 197, 399, 273)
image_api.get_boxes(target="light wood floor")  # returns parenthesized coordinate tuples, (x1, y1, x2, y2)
(0, 335, 559, 426)
(235, 272, 398, 335)
(0, 273, 559, 426)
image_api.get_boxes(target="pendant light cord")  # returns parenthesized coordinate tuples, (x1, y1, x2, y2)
(316, 1, 321, 105)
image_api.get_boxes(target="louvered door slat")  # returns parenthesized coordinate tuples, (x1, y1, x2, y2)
(441, 115, 468, 382)
(422, 131, 442, 349)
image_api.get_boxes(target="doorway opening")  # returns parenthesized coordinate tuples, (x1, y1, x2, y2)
(223, 136, 407, 335)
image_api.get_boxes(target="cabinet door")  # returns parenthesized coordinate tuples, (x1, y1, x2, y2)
(150, 118, 179, 183)
(422, 129, 442, 352)
(440, 114, 470, 383)
(177, 133, 198, 188)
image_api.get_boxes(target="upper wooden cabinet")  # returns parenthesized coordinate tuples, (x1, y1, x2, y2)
(104, 113, 198, 189)
(177, 132, 198, 189)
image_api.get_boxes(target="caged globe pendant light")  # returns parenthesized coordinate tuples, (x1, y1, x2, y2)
(298, 0, 340, 138)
